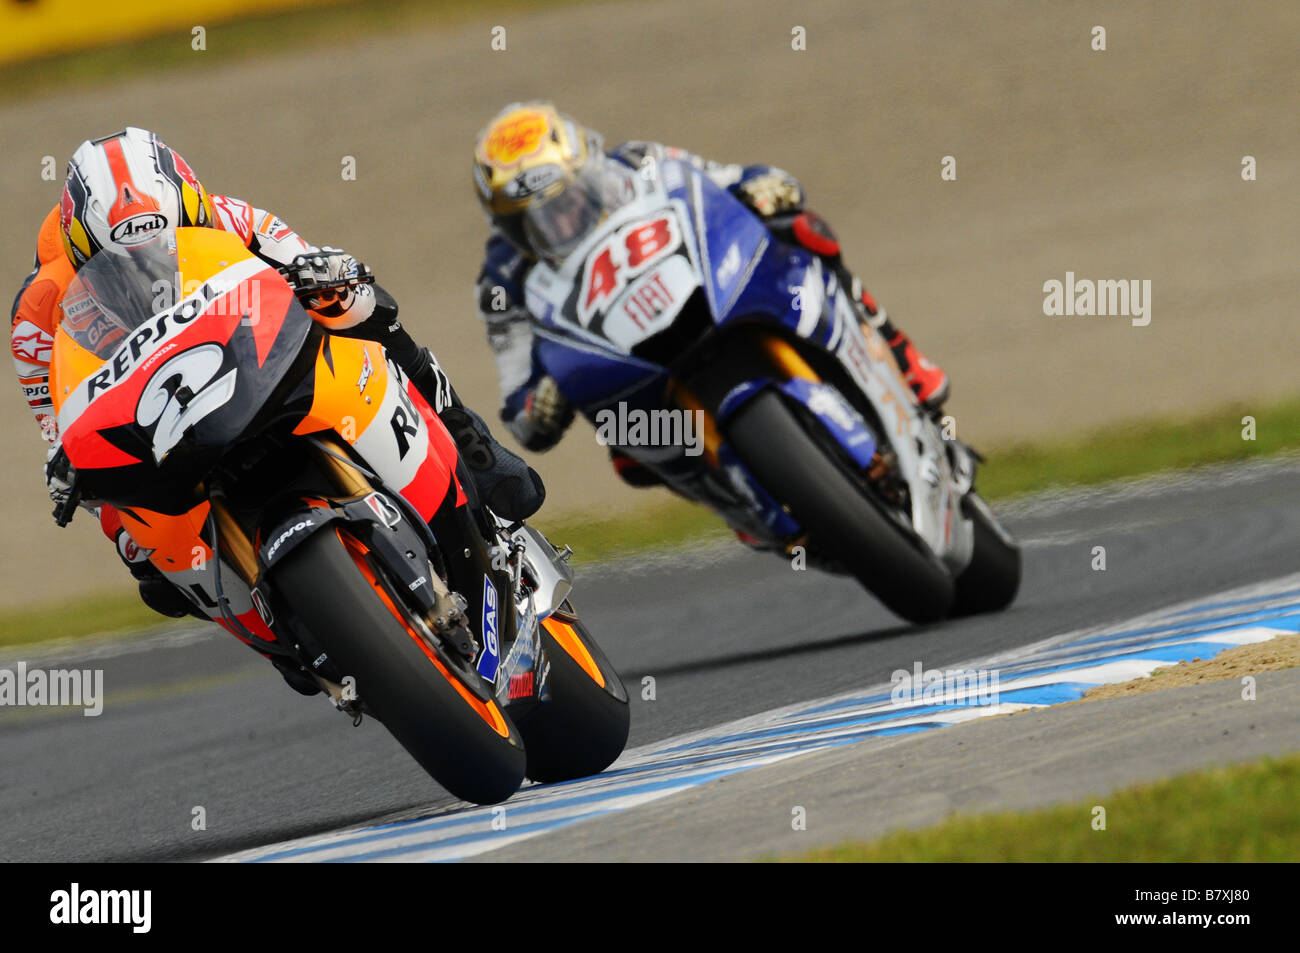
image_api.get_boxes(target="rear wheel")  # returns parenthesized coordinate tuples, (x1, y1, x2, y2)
(726, 389, 954, 623)
(275, 527, 526, 805)
(514, 607, 630, 784)
(950, 493, 1021, 616)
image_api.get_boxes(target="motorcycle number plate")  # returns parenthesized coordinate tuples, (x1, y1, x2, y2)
(576, 212, 684, 328)
(598, 256, 696, 350)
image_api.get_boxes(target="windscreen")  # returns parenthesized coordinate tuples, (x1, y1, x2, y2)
(59, 237, 181, 359)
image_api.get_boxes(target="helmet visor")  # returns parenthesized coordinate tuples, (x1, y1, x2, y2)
(521, 157, 634, 265)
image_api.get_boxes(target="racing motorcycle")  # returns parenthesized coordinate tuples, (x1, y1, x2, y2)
(49, 227, 628, 805)
(522, 159, 1020, 624)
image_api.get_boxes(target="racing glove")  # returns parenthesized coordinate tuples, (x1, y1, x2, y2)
(734, 171, 804, 219)
(281, 247, 377, 324)
(510, 376, 575, 453)
(44, 442, 74, 509)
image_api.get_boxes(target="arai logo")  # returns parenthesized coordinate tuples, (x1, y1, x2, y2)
(109, 213, 168, 245)
(504, 164, 563, 200)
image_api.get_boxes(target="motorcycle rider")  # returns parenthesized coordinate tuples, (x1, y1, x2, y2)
(11, 127, 544, 674)
(471, 102, 949, 484)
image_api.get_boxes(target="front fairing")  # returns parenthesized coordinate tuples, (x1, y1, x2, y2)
(53, 228, 314, 512)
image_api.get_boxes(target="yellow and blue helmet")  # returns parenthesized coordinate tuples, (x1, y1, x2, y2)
(473, 102, 610, 261)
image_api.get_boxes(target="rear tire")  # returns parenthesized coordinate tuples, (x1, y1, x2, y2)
(276, 528, 526, 805)
(726, 390, 954, 624)
(515, 609, 630, 784)
(950, 493, 1021, 616)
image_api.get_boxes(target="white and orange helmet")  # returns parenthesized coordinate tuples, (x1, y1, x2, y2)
(59, 127, 214, 268)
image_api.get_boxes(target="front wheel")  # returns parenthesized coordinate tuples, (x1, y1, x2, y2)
(275, 527, 527, 805)
(514, 607, 630, 784)
(726, 389, 954, 624)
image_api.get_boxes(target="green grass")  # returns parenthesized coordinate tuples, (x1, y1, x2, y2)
(973, 397, 1300, 501)
(780, 753, 1300, 862)
(3, 393, 1298, 649)
(0, 590, 169, 649)
(0, 0, 590, 104)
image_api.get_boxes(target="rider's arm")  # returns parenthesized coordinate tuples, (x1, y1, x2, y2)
(611, 140, 747, 188)
(10, 207, 69, 445)
(610, 141, 803, 216)
(208, 194, 379, 331)
(208, 194, 311, 267)
(477, 236, 571, 451)
(210, 194, 459, 414)
(10, 262, 57, 444)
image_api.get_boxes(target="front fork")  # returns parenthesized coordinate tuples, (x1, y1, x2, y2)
(209, 434, 482, 702)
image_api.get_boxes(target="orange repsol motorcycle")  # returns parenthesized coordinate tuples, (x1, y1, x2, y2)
(49, 227, 628, 805)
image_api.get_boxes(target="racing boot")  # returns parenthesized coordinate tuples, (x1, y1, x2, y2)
(402, 345, 546, 521)
(131, 562, 206, 620)
(609, 447, 662, 488)
(783, 212, 949, 413)
(850, 280, 949, 413)
(885, 327, 949, 411)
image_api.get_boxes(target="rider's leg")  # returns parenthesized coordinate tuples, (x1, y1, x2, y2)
(99, 507, 204, 620)
(335, 288, 546, 521)
(101, 507, 324, 696)
(784, 210, 949, 411)
(437, 391, 546, 520)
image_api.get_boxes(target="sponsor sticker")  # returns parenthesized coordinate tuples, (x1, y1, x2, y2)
(265, 517, 314, 562)
(477, 575, 500, 681)
(484, 112, 548, 166)
(21, 381, 51, 406)
(249, 589, 274, 627)
(357, 349, 373, 393)
(363, 492, 401, 528)
(507, 671, 534, 700)
(11, 321, 53, 364)
(503, 163, 563, 200)
(109, 213, 168, 246)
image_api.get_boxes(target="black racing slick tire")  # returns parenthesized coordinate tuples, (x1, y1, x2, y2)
(950, 493, 1021, 616)
(275, 527, 526, 805)
(726, 389, 955, 624)
(514, 609, 630, 784)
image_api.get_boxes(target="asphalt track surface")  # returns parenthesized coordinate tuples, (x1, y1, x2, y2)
(0, 457, 1296, 862)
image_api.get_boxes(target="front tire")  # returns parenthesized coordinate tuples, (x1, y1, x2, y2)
(726, 390, 954, 624)
(275, 528, 527, 805)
